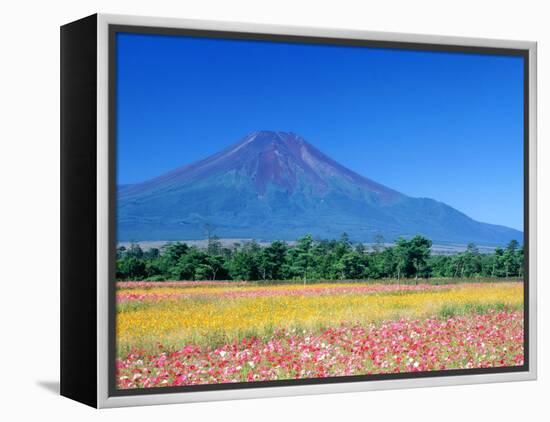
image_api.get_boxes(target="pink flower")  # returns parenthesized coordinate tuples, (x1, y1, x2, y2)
(116, 310, 524, 389)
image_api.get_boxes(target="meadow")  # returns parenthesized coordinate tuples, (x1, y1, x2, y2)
(116, 279, 524, 389)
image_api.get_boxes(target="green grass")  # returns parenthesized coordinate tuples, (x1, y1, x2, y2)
(437, 301, 521, 319)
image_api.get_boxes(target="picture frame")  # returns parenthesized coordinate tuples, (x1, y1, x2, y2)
(60, 13, 537, 408)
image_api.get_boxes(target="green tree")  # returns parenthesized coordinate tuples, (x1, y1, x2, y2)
(379, 247, 397, 278)
(501, 242, 519, 278)
(490, 247, 503, 277)
(503, 240, 521, 277)
(429, 255, 452, 278)
(159, 242, 189, 275)
(394, 238, 411, 280)
(126, 242, 144, 259)
(195, 255, 226, 280)
(408, 235, 432, 280)
(292, 234, 314, 284)
(517, 246, 525, 278)
(258, 240, 287, 280)
(143, 247, 160, 259)
(334, 233, 352, 259)
(117, 256, 146, 280)
(339, 251, 366, 279)
(372, 234, 385, 253)
(207, 236, 222, 256)
(461, 243, 481, 277)
(171, 247, 206, 280)
(114, 234, 524, 283)
(228, 241, 261, 280)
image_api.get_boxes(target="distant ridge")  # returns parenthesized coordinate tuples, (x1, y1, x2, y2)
(118, 131, 522, 246)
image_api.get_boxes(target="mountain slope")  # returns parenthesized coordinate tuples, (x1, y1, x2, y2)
(117, 131, 522, 245)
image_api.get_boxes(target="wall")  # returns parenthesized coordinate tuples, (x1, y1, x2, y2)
(0, 0, 546, 420)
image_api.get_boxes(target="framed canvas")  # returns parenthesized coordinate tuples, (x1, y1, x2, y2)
(60, 13, 537, 408)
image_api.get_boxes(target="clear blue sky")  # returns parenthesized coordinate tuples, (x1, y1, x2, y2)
(116, 32, 524, 231)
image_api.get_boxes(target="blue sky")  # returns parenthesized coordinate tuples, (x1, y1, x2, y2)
(116, 32, 524, 231)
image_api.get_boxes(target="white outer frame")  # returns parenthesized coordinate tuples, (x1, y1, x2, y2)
(96, 13, 537, 408)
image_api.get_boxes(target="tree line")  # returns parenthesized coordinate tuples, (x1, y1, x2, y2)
(116, 234, 524, 282)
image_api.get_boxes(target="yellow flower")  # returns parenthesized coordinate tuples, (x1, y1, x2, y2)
(116, 282, 523, 356)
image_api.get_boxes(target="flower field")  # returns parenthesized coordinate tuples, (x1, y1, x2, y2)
(116, 281, 524, 389)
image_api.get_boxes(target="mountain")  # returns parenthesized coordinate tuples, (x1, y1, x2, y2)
(117, 131, 522, 246)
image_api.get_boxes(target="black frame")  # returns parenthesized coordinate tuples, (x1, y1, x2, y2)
(60, 14, 98, 407)
(103, 23, 530, 398)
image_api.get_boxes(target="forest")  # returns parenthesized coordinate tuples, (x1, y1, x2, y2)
(116, 234, 524, 282)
